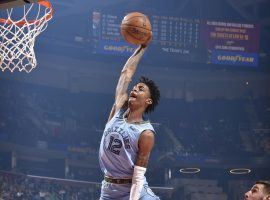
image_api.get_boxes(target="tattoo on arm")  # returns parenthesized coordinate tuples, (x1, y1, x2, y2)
(135, 130, 154, 168)
(135, 153, 150, 168)
(109, 46, 146, 121)
(115, 46, 146, 99)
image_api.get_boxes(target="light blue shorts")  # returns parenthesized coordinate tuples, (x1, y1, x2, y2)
(100, 180, 160, 200)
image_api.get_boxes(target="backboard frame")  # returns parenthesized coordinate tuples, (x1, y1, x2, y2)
(0, 0, 43, 10)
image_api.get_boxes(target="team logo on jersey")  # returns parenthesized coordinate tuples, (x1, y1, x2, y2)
(103, 126, 131, 155)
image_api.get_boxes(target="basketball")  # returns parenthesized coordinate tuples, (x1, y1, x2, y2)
(120, 12, 152, 45)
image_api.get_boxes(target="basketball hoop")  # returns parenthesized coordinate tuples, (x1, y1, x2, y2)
(0, 0, 53, 73)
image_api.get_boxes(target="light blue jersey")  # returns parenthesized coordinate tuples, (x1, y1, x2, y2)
(99, 108, 155, 178)
(99, 108, 160, 200)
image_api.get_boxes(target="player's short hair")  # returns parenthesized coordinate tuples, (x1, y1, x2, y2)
(256, 180, 270, 195)
(138, 76, 160, 114)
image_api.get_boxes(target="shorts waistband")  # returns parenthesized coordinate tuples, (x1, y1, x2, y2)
(104, 176, 132, 184)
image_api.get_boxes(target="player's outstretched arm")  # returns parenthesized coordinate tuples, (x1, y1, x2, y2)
(107, 45, 147, 122)
(129, 130, 155, 200)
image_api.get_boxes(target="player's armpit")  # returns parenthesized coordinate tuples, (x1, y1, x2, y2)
(107, 98, 128, 123)
(107, 104, 116, 123)
(135, 130, 155, 168)
(107, 93, 128, 122)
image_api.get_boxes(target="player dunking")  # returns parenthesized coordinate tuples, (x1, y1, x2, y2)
(99, 43, 160, 200)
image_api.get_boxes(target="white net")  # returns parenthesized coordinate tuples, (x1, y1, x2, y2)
(0, 1, 53, 73)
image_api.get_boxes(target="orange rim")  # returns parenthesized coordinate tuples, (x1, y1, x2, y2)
(0, 0, 53, 26)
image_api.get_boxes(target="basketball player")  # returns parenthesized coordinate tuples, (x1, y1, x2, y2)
(99, 43, 160, 200)
(245, 181, 270, 200)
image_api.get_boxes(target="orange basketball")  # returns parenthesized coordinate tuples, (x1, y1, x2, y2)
(120, 12, 152, 45)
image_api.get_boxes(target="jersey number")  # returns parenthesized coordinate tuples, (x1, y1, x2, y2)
(107, 136, 122, 155)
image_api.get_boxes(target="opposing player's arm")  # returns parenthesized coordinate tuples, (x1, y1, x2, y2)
(129, 130, 154, 200)
(107, 45, 147, 122)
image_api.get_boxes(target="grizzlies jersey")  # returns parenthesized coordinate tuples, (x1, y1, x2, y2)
(99, 108, 155, 178)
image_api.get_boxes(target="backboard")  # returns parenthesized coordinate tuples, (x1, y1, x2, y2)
(0, 0, 42, 9)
